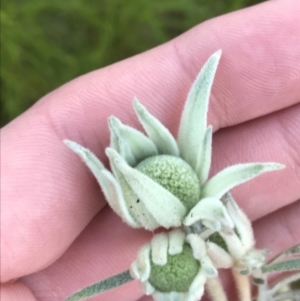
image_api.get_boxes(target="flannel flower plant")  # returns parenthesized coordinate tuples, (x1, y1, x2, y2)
(64, 51, 300, 301)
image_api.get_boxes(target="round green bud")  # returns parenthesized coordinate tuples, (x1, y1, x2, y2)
(135, 155, 200, 210)
(148, 244, 200, 292)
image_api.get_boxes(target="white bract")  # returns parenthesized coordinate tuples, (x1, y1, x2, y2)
(130, 229, 217, 301)
(63, 51, 288, 301)
(64, 50, 284, 232)
(202, 193, 269, 272)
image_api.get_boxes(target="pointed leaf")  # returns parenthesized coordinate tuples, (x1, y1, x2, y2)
(109, 117, 121, 151)
(240, 249, 268, 271)
(109, 118, 137, 166)
(202, 163, 285, 199)
(65, 270, 133, 301)
(64, 139, 105, 174)
(196, 126, 213, 184)
(183, 197, 233, 229)
(64, 140, 142, 228)
(224, 193, 254, 250)
(270, 272, 300, 295)
(64, 140, 109, 190)
(100, 170, 140, 228)
(108, 116, 158, 166)
(177, 50, 221, 168)
(106, 148, 187, 229)
(267, 243, 300, 265)
(133, 98, 179, 156)
(107, 150, 160, 231)
(262, 258, 300, 274)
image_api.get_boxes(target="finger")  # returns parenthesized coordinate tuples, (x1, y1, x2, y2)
(0, 283, 37, 301)
(20, 200, 300, 301)
(254, 200, 300, 260)
(2, 0, 300, 282)
(211, 103, 300, 220)
(138, 296, 152, 301)
(21, 207, 150, 301)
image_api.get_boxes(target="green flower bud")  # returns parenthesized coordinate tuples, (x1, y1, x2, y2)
(135, 155, 200, 211)
(148, 244, 200, 292)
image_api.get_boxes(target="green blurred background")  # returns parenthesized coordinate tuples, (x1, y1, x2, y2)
(1, 0, 264, 126)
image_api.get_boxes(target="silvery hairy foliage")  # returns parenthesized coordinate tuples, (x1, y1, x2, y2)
(64, 51, 300, 301)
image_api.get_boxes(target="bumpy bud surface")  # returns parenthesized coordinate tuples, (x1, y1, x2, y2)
(148, 244, 200, 292)
(135, 155, 200, 210)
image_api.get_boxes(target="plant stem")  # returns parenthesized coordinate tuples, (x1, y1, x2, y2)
(232, 269, 251, 301)
(205, 277, 228, 301)
(252, 269, 270, 301)
(273, 290, 300, 301)
(270, 272, 300, 296)
(256, 281, 270, 301)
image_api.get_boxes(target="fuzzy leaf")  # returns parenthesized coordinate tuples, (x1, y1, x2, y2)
(184, 197, 233, 230)
(106, 148, 186, 229)
(108, 116, 158, 166)
(177, 50, 221, 168)
(262, 258, 300, 274)
(65, 270, 133, 301)
(196, 126, 213, 185)
(224, 193, 254, 250)
(201, 163, 285, 199)
(65, 140, 148, 229)
(133, 98, 179, 156)
(240, 249, 268, 271)
(270, 272, 300, 296)
(64, 139, 105, 176)
(107, 150, 160, 231)
(100, 170, 140, 228)
(267, 243, 300, 265)
(109, 118, 137, 166)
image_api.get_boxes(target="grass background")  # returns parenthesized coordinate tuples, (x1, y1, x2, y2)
(1, 0, 264, 126)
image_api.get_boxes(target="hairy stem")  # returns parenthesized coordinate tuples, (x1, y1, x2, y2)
(232, 269, 251, 301)
(256, 282, 270, 301)
(270, 273, 300, 296)
(273, 290, 300, 301)
(205, 277, 228, 301)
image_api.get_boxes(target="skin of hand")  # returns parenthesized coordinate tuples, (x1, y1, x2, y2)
(1, 0, 300, 300)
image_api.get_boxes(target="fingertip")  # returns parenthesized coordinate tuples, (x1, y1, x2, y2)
(1, 282, 38, 301)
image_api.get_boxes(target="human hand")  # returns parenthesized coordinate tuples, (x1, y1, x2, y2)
(1, 0, 300, 300)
